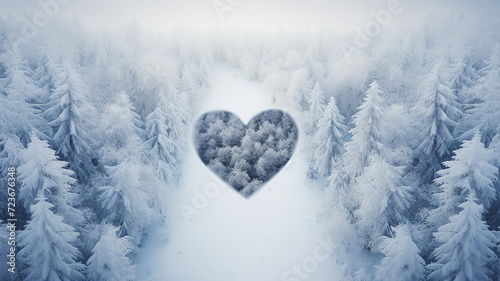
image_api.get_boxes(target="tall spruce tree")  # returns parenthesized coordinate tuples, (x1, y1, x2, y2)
(145, 91, 179, 184)
(355, 155, 413, 246)
(99, 91, 144, 166)
(18, 134, 81, 223)
(18, 196, 85, 281)
(44, 60, 94, 181)
(86, 225, 135, 281)
(0, 45, 46, 144)
(306, 81, 327, 135)
(416, 62, 462, 180)
(449, 47, 478, 99)
(313, 97, 347, 178)
(99, 160, 152, 245)
(461, 44, 500, 145)
(287, 66, 313, 112)
(344, 80, 385, 180)
(429, 132, 497, 227)
(376, 224, 425, 281)
(428, 194, 497, 281)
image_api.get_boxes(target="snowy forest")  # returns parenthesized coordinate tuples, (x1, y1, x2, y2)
(194, 110, 297, 197)
(0, 10, 499, 281)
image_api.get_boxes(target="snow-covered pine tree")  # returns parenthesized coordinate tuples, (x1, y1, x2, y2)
(416, 62, 462, 181)
(344, 80, 385, 180)
(489, 132, 500, 229)
(449, 47, 478, 98)
(302, 81, 327, 179)
(99, 160, 152, 245)
(18, 196, 85, 281)
(375, 224, 425, 281)
(427, 194, 497, 281)
(429, 132, 498, 227)
(227, 166, 251, 192)
(0, 44, 42, 104)
(100, 91, 144, 166)
(145, 91, 179, 184)
(33, 48, 60, 102)
(198, 47, 212, 87)
(86, 225, 135, 281)
(179, 57, 199, 98)
(287, 66, 313, 112)
(461, 43, 500, 145)
(18, 134, 81, 223)
(306, 81, 326, 135)
(0, 44, 46, 144)
(313, 96, 347, 178)
(168, 90, 192, 154)
(44, 60, 94, 181)
(399, 34, 414, 71)
(491, 132, 500, 167)
(87, 44, 120, 106)
(355, 154, 413, 246)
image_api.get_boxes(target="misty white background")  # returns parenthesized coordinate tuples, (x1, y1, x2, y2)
(2, 0, 499, 32)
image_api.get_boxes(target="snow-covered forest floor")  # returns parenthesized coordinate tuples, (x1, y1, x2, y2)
(136, 66, 337, 280)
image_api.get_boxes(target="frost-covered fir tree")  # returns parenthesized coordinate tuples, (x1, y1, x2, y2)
(0, 45, 46, 144)
(490, 132, 500, 228)
(491, 132, 500, 166)
(149, 89, 191, 182)
(44, 60, 94, 181)
(461, 44, 500, 145)
(306, 81, 326, 135)
(198, 48, 212, 87)
(100, 91, 144, 166)
(449, 47, 478, 100)
(102, 91, 143, 144)
(145, 91, 179, 184)
(399, 34, 414, 71)
(33, 48, 60, 101)
(313, 97, 347, 178)
(428, 194, 497, 281)
(18, 196, 85, 281)
(416, 62, 461, 180)
(88, 44, 121, 106)
(0, 44, 42, 103)
(166, 90, 192, 155)
(179, 58, 200, 97)
(344, 80, 385, 180)
(99, 160, 152, 245)
(355, 155, 412, 246)
(287, 66, 313, 112)
(429, 132, 498, 227)
(375, 224, 425, 281)
(18, 134, 81, 223)
(87, 225, 135, 281)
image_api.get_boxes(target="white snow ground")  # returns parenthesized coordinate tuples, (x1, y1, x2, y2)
(136, 65, 339, 281)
